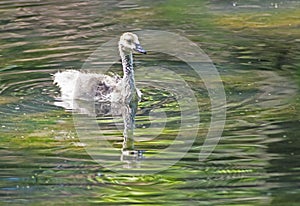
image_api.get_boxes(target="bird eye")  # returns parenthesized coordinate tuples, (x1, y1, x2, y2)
(126, 39, 132, 44)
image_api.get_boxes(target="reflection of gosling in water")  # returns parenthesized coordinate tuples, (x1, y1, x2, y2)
(54, 32, 146, 104)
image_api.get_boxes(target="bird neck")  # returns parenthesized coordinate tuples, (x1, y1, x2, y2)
(120, 52, 135, 89)
(120, 50, 136, 102)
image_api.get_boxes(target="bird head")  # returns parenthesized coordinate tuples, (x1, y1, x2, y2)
(119, 32, 147, 55)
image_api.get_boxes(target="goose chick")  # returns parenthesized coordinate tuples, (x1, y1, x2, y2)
(53, 32, 146, 104)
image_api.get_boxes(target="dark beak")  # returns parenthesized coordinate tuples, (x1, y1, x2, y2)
(134, 44, 147, 54)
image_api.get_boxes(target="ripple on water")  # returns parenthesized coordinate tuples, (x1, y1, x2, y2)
(0, 68, 61, 120)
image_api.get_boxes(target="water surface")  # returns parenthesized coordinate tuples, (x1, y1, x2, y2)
(1, 0, 299, 205)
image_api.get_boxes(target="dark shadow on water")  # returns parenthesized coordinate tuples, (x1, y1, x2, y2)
(55, 98, 145, 169)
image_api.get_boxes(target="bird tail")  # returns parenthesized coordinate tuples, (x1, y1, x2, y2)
(53, 70, 80, 100)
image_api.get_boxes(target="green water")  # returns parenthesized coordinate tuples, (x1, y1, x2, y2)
(1, 0, 300, 205)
